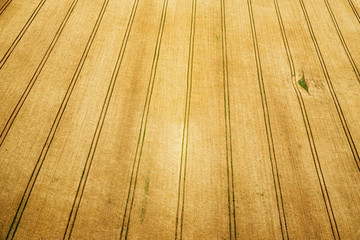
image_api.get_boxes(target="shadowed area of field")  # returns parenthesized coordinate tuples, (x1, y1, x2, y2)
(0, 0, 360, 239)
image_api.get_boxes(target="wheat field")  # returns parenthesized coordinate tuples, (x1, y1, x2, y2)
(0, 0, 360, 239)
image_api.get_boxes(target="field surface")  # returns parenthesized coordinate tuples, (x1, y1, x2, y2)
(1, 0, 360, 239)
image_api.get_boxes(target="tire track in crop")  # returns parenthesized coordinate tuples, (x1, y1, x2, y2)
(347, 0, 360, 23)
(119, 0, 169, 238)
(0, 0, 79, 147)
(175, 0, 196, 239)
(247, 0, 289, 238)
(0, 0, 46, 69)
(0, 0, 12, 15)
(5, 0, 109, 238)
(62, 0, 140, 239)
(220, 0, 237, 238)
(299, 0, 360, 171)
(274, 0, 340, 239)
(323, 0, 360, 83)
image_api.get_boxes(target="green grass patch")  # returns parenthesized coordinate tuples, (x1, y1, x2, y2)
(298, 74, 309, 93)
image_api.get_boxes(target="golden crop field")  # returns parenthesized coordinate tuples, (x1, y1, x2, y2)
(0, 0, 360, 239)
